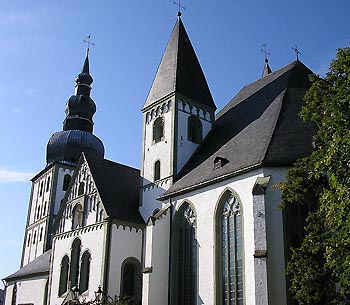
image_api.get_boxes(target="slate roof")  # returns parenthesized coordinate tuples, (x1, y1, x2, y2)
(3, 250, 51, 282)
(142, 18, 216, 111)
(161, 61, 316, 198)
(85, 155, 144, 224)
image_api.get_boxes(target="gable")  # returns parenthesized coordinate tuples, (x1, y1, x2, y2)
(161, 61, 316, 199)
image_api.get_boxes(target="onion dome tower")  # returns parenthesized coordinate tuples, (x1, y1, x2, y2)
(46, 53, 104, 165)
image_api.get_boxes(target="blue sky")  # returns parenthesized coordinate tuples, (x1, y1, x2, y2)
(0, 0, 349, 285)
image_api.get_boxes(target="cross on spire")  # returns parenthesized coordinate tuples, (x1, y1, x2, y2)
(173, 0, 185, 17)
(292, 45, 301, 61)
(261, 43, 270, 62)
(83, 35, 95, 55)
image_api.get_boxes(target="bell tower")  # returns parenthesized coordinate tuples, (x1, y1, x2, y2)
(21, 52, 105, 266)
(139, 16, 216, 219)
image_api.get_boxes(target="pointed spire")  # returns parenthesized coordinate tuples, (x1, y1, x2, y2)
(142, 18, 216, 111)
(82, 53, 90, 74)
(262, 59, 272, 77)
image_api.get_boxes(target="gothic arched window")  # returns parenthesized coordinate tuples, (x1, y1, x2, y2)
(172, 203, 197, 305)
(120, 258, 142, 302)
(63, 174, 71, 191)
(216, 192, 244, 305)
(70, 238, 81, 288)
(154, 160, 161, 181)
(188, 116, 202, 144)
(59, 255, 69, 296)
(153, 117, 164, 143)
(79, 251, 91, 293)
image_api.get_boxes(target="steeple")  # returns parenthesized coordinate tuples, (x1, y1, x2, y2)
(64, 53, 96, 133)
(142, 17, 216, 111)
(262, 58, 272, 77)
(46, 54, 104, 165)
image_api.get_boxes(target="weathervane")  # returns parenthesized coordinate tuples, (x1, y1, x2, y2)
(292, 45, 301, 61)
(173, 0, 185, 17)
(261, 43, 270, 62)
(83, 35, 95, 54)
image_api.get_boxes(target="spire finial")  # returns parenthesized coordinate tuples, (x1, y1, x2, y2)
(261, 43, 270, 63)
(292, 45, 301, 61)
(83, 35, 95, 55)
(173, 0, 185, 17)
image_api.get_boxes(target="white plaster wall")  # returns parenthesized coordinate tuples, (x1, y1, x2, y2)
(140, 178, 171, 220)
(4, 284, 13, 305)
(142, 224, 153, 305)
(15, 278, 48, 305)
(50, 223, 106, 305)
(176, 108, 212, 174)
(262, 167, 289, 305)
(142, 212, 170, 305)
(143, 112, 173, 180)
(107, 225, 143, 298)
(170, 169, 263, 305)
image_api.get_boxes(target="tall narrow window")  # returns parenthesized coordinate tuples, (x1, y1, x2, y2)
(172, 203, 197, 305)
(79, 251, 91, 293)
(216, 192, 243, 305)
(70, 238, 81, 288)
(39, 181, 44, 197)
(59, 255, 70, 296)
(63, 174, 71, 191)
(154, 160, 161, 181)
(120, 258, 142, 302)
(153, 117, 164, 143)
(27, 234, 31, 246)
(78, 182, 85, 196)
(46, 176, 51, 192)
(188, 116, 202, 144)
(39, 228, 43, 241)
(33, 231, 37, 244)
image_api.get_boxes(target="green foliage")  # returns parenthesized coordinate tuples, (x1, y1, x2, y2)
(282, 47, 350, 304)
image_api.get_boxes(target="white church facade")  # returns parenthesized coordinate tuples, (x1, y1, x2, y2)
(2, 16, 315, 305)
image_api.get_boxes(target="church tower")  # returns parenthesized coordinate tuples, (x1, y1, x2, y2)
(20, 53, 104, 267)
(140, 16, 216, 219)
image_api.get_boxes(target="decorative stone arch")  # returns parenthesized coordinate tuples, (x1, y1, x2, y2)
(59, 254, 70, 296)
(72, 204, 84, 229)
(214, 188, 245, 305)
(119, 257, 142, 302)
(78, 182, 85, 196)
(171, 201, 198, 305)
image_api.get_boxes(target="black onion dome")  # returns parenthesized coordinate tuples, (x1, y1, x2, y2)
(64, 95, 96, 118)
(46, 130, 104, 165)
(76, 72, 93, 86)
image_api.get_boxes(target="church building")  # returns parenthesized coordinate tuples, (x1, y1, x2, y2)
(2, 14, 315, 305)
